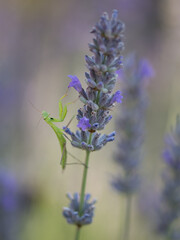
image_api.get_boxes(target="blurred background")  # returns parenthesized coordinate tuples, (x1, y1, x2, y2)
(1, 0, 180, 239)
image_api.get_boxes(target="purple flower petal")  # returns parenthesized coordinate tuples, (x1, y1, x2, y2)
(111, 90, 123, 104)
(68, 75, 82, 93)
(77, 117, 91, 131)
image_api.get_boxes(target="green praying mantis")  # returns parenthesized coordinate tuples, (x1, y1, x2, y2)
(42, 93, 74, 170)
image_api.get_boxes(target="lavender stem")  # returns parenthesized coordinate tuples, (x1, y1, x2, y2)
(122, 195, 132, 240)
(74, 134, 92, 240)
(79, 150, 91, 216)
(74, 226, 81, 240)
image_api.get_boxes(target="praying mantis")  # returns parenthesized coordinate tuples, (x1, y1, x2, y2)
(42, 94, 73, 170)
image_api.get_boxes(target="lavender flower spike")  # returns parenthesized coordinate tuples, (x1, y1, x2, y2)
(111, 54, 153, 240)
(112, 54, 153, 194)
(68, 75, 82, 93)
(155, 115, 180, 239)
(65, 10, 125, 151)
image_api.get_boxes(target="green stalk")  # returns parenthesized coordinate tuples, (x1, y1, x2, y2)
(74, 226, 81, 240)
(74, 133, 92, 240)
(79, 149, 91, 215)
(122, 195, 132, 240)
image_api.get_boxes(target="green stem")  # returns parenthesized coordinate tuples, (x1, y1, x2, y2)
(122, 195, 132, 240)
(74, 226, 81, 240)
(74, 133, 92, 240)
(79, 150, 91, 215)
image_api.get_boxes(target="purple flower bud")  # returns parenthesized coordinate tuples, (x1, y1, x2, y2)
(96, 82, 104, 90)
(77, 117, 91, 131)
(87, 145, 94, 151)
(63, 127, 72, 136)
(92, 123, 99, 129)
(68, 75, 82, 93)
(81, 142, 88, 149)
(86, 78, 96, 88)
(85, 55, 95, 67)
(111, 9, 118, 21)
(106, 136, 115, 142)
(108, 131, 116, 137)
(111, 90, 123, 104)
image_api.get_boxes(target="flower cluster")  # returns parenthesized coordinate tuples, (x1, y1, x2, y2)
(156, 115, 180, 239)
(65, 10, 125, 151)
(64, 127, 115, 151)
(112, 54, 154, 194)
(63, 193, 96, 227)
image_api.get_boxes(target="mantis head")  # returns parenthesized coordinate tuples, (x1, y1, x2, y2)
(42, 111, 50, 120)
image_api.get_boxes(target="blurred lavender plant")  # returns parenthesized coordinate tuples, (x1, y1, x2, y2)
(111, 54, 154, 240)
(61, 10, 125, 239)
(155, 115, 180, 239)
(0, 170, 19, 240)
(0, 169, 33, 240)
